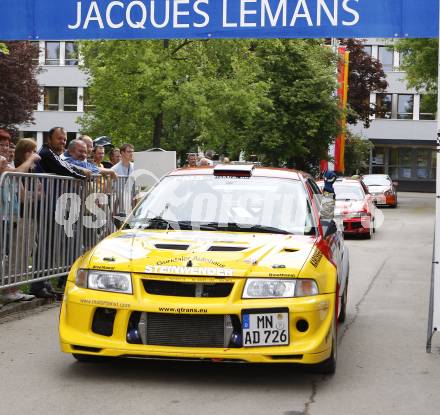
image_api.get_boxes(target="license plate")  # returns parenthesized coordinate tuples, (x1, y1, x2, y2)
(242, 309, 289, 347)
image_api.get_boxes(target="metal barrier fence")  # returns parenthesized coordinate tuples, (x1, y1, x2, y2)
(0, 172, 138, 289)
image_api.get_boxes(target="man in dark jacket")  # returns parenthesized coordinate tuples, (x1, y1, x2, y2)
(36, 127, 89, 179)
(30, 127, 89, 298)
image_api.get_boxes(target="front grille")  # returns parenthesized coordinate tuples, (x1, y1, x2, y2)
(142, 313, 226, 348)
(143, 279, 233, 297)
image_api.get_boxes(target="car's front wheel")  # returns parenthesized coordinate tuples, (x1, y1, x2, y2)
(338, 280, 348, 323)
(313, 319, 337, 375)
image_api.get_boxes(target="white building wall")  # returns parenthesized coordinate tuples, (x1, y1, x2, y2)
(19, 41, 89, 149)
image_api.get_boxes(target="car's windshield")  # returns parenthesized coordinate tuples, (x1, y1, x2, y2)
(126, 175, 316, 235)
(362, 175, 391, 186)
(334, 184, 365, 201)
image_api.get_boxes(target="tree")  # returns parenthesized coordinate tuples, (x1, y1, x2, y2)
(0, 42, 41, 130)
(0, 43, 8, 55)
(79, 39, 266, 160)
(243, 39, 341, 170)
(344, 132, 373, 176)
(395, 38, 438, 114)
(340, 39, 388, 128)
(80, 39, 342, 171)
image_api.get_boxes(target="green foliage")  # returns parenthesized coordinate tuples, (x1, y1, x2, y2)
(344, 132, 373, 176)
(243, 39, 340, 169)
(79, 39, 340, 170)
(395, 39, 438, 91)
(0, 43, 8, 55)
(395, 38, 438, 113)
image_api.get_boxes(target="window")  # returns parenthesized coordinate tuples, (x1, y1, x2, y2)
(31, 42, 40, 63)
(397, 95, 414, 120)
(372, 147, 385, 174)
(67, 132, 77, 143)
(45, 41, 60, 65)
(416, 149, 430, 179)
(420, 95, 436, 120)
(65, 42, 78, 66)
(83, 88, 95, 112)
(375, 94, 392, 119)
(431, 150, 437, 179)
(64, 87, 78, 111)
(399, 148, 413, 179)
(388, 148, 398, 180)
(362, 45, 372, 56)
(19, 131, 38, 140)
(44, 87, 59, 111)
(378, 46, 394, 71)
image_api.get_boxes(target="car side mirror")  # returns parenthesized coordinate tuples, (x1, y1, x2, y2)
(113, 213, 127, 229)
(322, 219, 338, 238)
(393, 181, 398, 187)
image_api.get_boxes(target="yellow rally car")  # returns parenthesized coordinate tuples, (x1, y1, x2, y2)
(59, 165, 349, 374)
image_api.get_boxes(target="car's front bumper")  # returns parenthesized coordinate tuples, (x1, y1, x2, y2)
(59, 278, 335, 365)
(372, 193, 397, 206)
(342, 217, 371, 234)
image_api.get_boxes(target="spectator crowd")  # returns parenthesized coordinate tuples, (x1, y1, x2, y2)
(0, 127, 137, 305)
(0, 126, 228, 306)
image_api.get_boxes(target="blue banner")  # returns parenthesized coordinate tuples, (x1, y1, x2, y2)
(0, 0, 438, 40)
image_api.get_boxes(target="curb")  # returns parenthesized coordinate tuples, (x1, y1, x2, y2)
(0, 297, 58, 319)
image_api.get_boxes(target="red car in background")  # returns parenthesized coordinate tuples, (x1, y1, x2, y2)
(361, 174, 398, 208)
(318, 178, 376, 239)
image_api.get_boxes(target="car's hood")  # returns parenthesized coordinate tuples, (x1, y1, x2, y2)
(84, 230, 317, 278)
(366, 185, 391, 194)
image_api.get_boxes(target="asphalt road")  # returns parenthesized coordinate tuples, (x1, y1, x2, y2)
(0, 192, 438, 415)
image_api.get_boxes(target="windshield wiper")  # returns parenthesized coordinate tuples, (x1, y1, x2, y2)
(127, 217, 217, 231)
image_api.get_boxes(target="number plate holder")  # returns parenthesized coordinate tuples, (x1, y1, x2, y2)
(241, 308, 290, 348)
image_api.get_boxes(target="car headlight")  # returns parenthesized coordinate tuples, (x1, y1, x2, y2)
(76, 269, 133, 294)
(242, 279, 318, 299)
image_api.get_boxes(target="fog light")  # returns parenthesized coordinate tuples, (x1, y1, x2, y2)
(296, 319, 309, 333)
(126, 328, 141, 344)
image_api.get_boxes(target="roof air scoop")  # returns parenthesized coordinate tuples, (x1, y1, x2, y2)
(213, 164, 254, 177)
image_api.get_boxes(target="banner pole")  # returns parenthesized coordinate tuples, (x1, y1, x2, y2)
(427, 1, 440, 353)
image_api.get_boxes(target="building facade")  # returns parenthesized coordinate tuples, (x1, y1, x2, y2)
(351, 39, 437, 192)
(19, 41, 88, 148)
(20, 40, 437, 192)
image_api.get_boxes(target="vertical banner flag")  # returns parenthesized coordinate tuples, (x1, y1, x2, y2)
(334, 47, 349, 173)
(0, 0, 438, 40)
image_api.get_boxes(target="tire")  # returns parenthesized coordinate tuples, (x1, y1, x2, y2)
(363, 220, 373, 239)
(72, 353, 109, 363)
(314, 320, 337, 375)
(364, 229, 372, 240)
(338, 280, 348, 323)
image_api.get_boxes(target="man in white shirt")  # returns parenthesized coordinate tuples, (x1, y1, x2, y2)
(111, 143, 134, 176)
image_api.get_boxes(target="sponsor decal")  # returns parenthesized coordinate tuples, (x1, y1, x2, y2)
(146, 265, 233, 277)
(156, 255, 225, 268)
(158, 307, 208, 314)
(268, 273, 296, 278)
(310, 249, 323, 268)
(92, 265, 116, 270)
(80, 299, 130, 308)
(146, 275, 234, 283)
